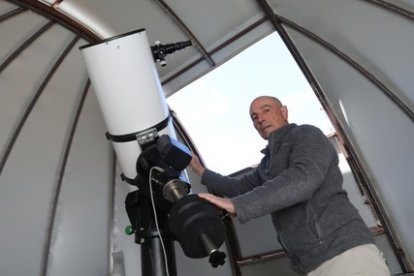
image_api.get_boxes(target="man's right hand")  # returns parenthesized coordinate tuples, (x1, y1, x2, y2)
(189, 153, 205, 176)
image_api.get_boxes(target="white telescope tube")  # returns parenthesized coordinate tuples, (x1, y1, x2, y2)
(80, 29, 176, 179)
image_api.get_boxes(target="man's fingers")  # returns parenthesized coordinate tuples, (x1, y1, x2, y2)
(198, 193, 236, 215)
(198, 192, 216, 201)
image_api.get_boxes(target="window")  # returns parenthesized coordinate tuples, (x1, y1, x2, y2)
(167, 32, 333, 175)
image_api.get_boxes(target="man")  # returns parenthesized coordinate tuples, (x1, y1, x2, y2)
(189, 96, 390, 275)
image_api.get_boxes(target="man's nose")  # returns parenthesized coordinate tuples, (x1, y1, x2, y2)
(257, 114, 265, 123)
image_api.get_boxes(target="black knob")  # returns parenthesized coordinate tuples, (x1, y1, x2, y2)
(209, 250, 226, 268)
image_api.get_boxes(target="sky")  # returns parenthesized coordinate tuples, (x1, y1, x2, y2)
(166, 32, 334, 175)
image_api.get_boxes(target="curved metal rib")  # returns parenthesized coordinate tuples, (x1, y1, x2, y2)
(0, 6, 26, 23)
(161, 17, 267, 88)
(0, 34, 79, 175)
(40, 75, 89, 276)
(362, 0, 414, 21)
(255, 0, 414, 121)
(154, 0, 215, 67)
(279, 16, 414, 122)
(8, 0, 101, 42)
(0, 21, 54, 74)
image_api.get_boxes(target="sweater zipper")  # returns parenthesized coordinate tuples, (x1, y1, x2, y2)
(309, 204, 324, 246)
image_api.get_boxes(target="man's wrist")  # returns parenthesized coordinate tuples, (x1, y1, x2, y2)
(196, 166, 205, 177)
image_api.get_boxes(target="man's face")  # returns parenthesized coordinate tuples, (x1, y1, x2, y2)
(249, 97, 288, 139)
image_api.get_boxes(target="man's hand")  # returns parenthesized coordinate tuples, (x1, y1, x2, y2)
(198, 193, 236, 216)
(189, 154, 205, 176)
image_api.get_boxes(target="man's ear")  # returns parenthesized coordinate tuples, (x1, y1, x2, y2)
(281, 105, 288, 120)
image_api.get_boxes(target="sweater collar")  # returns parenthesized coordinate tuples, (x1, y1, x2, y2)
(260, 123, 297, 155)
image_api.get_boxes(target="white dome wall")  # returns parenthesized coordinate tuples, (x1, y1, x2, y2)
(2, 0, 414, 274)
(0, 5, 114, 274)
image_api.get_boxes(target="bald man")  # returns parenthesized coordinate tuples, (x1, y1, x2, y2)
(189, 96, 390, 276)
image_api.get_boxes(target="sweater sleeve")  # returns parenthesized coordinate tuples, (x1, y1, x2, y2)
(232, 125, 338, 223)
(201, 167, 262, 197)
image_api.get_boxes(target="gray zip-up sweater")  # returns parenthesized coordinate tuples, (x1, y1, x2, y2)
(201, 123, 374, 274)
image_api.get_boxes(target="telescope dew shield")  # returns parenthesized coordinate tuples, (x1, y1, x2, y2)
(80, 29, 175, 179)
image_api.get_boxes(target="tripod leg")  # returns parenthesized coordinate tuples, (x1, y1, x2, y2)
(141, 233, 176, 276)
(140, 197, 177, 276)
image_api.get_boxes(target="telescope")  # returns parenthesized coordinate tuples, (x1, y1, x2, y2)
(80, 29, 226, 276)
